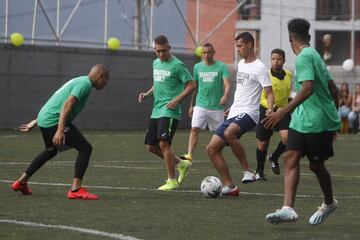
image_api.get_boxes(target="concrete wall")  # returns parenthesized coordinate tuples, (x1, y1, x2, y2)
(0, 44, 199, 130)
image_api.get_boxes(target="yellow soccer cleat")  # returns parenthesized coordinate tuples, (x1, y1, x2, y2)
(180, 153, 192, 161)
(157, 179, 179, 191)
(177, 160, 192, 184)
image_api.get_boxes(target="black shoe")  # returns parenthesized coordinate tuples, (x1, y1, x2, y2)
(255, 171, 267, 181)
(268, 154, 280, 175)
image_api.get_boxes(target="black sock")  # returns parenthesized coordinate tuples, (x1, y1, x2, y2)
(256, 147, 267, 173)
(271, 141, 286, 161)
(71, 188, 80, 192)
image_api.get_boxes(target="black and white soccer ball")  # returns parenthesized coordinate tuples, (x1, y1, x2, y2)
(200, 176, 222, 198)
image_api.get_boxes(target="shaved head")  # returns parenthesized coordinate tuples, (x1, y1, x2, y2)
(89, 64, 109, 78)
(89, 64, 109, 90)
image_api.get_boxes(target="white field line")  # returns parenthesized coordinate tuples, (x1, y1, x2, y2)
(2, 159, 360, 166)
(0, 219, 143, 240)
(1, 179, 360, 199)
(0, 162, 162, 170)
(1, 161, 359, 178)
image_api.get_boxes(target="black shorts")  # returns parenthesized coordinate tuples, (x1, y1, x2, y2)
(256, 105, 291, 141)
(145, 117, 179, 146)
(286, 128, 335, 162)
(40, 122, 89, 152)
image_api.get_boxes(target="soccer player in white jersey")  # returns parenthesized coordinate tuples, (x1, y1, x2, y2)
(206, 32, 274, 196)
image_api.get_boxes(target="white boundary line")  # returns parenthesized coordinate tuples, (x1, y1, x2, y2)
(1, 179, 360, 199)
(1, 161, 359, 178)
(2, 159, 360, 166)
(0, 162, 163, 170)
(0, 219, 143, 240)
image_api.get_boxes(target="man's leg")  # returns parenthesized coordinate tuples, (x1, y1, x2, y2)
(268, 130, 287, 175)
(146, 144, 164, 158)
(186, 127, 201, 159)
(65, 124, 98, 200)
(266, 149, 300, 224)
(157, 140, 186, 190)
(309, 162, 334, 204)
(207, 135, 239, 196)
(182, 106, 207, 161)
(270, 130, 288, 161)
(159, 140, 177, 180)
(23, 146, 58, 180)
(282, 150, 301, 207)
(306, 131, 338, 224)
(308, 161, 338, 225)
(206, 135, 232, 186)
(256, 139, 269, 180)
(224, 123, 250, 171)
(12, 127, 58, 195)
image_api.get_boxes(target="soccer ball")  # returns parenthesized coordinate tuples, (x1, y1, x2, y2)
(200, 176, 222, 198)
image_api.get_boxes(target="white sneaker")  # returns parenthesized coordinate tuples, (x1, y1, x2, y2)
(221, 186, 240, 196)
(266, 206, 298, 224)
(309, 199, 338, 225)
(242, 171, 256, 184)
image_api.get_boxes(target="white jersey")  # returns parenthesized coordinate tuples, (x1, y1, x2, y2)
(228, 58, 272, 123)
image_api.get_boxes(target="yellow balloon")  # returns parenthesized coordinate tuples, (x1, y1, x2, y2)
(107, 37, 120, 51)
(10, 32, 24, 47)
(195, 46, 203, 58)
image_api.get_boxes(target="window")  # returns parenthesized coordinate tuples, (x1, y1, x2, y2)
(356, 0, 360, 19)
(315, 31, 351, 65)
(355, 32, 360, 65)
(238, 0, 261, 20)
(316, 0, 351, 20)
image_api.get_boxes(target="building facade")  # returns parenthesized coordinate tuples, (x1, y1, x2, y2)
(186, 0, 360, 87)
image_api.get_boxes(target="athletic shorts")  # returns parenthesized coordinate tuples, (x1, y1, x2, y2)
(256, 105, 291, 141)
(40, 122, 89, 152)
(191, 106, 224, 131)
(215, 113, 256, 141)
(145, 117, 179, 146)
(286, 128, 335, 162)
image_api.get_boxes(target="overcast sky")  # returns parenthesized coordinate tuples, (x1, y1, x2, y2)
(0, 0, 187, 50)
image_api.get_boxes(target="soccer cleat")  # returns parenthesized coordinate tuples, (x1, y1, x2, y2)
(266, 206, 298, 224)
(67, 187, 99, 200)
(180, 153, 192, 161)
(242, 170, 256, 184)
(309, 199, 338, 225)
(255, 171, 268, 181)
(177, 160, 192, 184)
(221, 186, 240, 196)
(11, 180, 32, 195)
(268, 154, 280, 175)
(157, 179, 179, 191)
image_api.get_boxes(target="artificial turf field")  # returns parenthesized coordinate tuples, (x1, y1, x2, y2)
(0, 129, 359, 240)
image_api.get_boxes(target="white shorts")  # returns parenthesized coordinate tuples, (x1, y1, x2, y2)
(191, 106, 224, 131)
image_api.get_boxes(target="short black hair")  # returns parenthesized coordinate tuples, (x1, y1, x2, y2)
(287, 18, 311, 42)
(154, 35, 169, 45)
(271, 48, 285, 61)
(234, 32, 254, 46)
(203, 42, 215, 51)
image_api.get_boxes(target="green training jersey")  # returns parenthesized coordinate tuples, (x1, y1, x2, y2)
(37, 76, 92, 128)
(151, 55, 192, 120)
(194, 61, 230, 110)
(290, 47, 340, 133)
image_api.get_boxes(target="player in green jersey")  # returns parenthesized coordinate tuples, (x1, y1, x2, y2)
(138, 35, 196, 190)
(181, 42, 230, 162)
(12, 64, 109, 200)
(264, 18, 340, 225)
